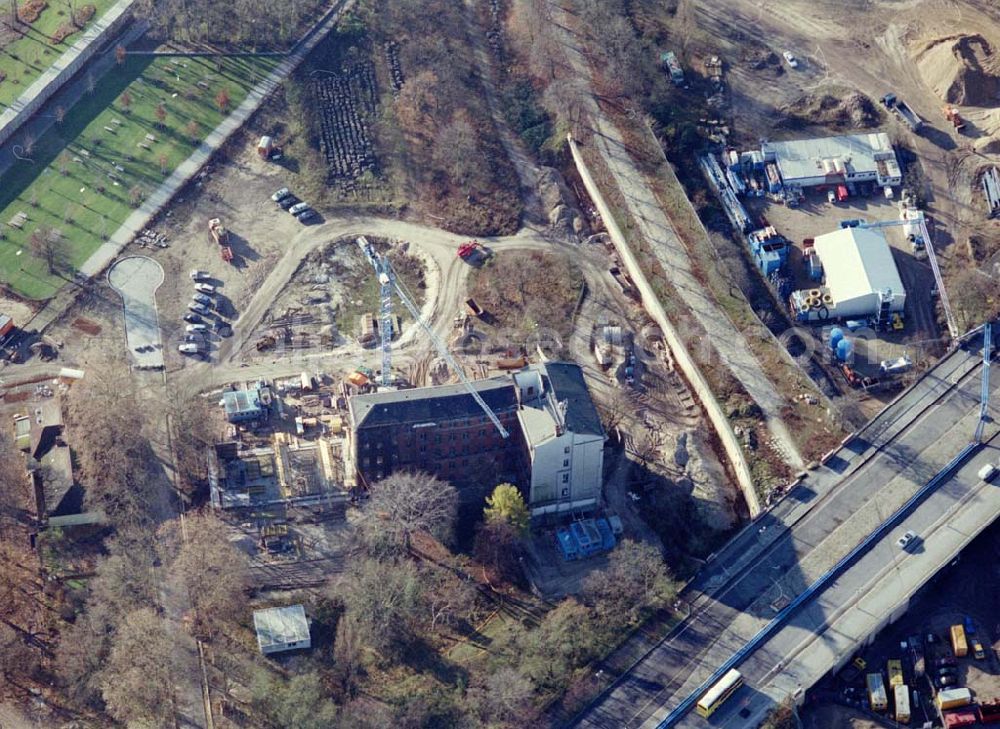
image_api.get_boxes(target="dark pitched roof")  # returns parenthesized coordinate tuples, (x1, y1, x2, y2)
(539, 362, 604, 437)
(351, 378, 517, 430)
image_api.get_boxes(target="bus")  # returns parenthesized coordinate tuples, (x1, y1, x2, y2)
(695, 669, 744, 718)
(894, 683, 911, 723)
(887, 659, 904, 687)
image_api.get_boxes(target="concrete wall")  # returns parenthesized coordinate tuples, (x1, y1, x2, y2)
(567, 134, 761, 516)
(0, 0, 136, 147)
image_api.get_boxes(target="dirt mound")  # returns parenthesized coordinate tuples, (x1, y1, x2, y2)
(915, 33, 1000, 106)
(778, 91, 881, 131)
(975, 135, 1000, 154)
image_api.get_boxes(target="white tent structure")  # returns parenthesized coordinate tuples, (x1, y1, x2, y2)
(791, 227, 905, 323)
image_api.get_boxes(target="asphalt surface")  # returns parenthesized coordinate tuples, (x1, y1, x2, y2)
(108, 255, 164, 369)
(572, 340, 994, 728)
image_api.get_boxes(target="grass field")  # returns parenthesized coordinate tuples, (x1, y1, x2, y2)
(0, 54, 279, 299)
(0, 0, 119, 109)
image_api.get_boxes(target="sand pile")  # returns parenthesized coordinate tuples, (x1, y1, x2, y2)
(915, 33, 1000, 106)
(778, 91, 881, 130)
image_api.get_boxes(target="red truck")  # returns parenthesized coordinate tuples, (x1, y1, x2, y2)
(980, 699, 1000, 724)
(943, 709, 977, 728)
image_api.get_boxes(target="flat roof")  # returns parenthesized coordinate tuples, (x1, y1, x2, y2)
(222, 387, 263, 416)
(253, 604, 309, 650)
(536, 363, 604, 437)
(350, 378, 517, 429)
(814, 227, 904, 305)
(764, 132, 895, 183)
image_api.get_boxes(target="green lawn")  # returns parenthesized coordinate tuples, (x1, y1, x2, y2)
(0, 0, 119, 109)
(0, 54, 279, 299)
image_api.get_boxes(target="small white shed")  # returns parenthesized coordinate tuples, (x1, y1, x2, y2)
(253, 605, 310, 655)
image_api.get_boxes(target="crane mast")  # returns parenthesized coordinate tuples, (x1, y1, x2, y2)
(357, 237, 510, 439)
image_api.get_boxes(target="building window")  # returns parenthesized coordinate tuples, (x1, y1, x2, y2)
(562, 474, 569, 483)
(564, 446, 571, 454)
(561, 488, 569, 497)
(563, 459, 569, 468)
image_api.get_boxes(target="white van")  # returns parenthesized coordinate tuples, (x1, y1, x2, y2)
(977, 463, 997, 482)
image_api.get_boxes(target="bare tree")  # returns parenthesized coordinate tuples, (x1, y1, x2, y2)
(584, 539, 677, 623)
(473, 517, 523, 585)
(29, 227, 68, 274)
(423, 567, 479, 630)
(100, 608, 177, 726)
(159, 512, 247, 637)
(363, 471, 457, 553)
(338, 558, 425, 659)
(473, 667, 536, 725)
(432, 111, 489, 191)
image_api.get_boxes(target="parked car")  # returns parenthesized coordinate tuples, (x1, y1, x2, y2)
(295, 208, 317, 222)
(186, 323, 207, 332)
(972, 639, 985, 659)
(896, 530, 917, 550)
(935, 675, 956, 688)
(192, 293, 213, 306)
(783, 50, 799, 68)
(178, 343, 201, 355)
(278, 195, 301, 210)
(270, 187, 291, 203)
(184, 334, 203, 343)
(288, 201, 310, 216)
(183, 313, 203, 324)
(189, 269, 211, 281)
(938, 666, 958, 677)
(188, 302, 209, 316)
(977, 462, 997, 481)
(827, 189, 836, 204)
(194, 282, 216, 294)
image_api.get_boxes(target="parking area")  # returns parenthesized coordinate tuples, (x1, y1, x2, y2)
(107, 256, 165, 370)
(805, 522, 1000, 726)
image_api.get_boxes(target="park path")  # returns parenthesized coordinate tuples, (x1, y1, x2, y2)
(544, 0, 804, 471)
(17, 0, 357, 335)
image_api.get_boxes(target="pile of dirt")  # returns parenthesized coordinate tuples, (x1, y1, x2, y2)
(915, 33, 1000, 106)
(778, 91, 881, 131)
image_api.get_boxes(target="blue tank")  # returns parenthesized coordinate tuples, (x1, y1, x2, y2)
(836, 338, 854, 362)
(829, 327, 845, 351)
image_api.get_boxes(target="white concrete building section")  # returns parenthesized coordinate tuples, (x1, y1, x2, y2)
(108, 256, 164, 369)
(253, 604, 311, 655)
(763, 132, 902, 190)
(515, 365, 605, 518)
(790, 227, 905, 323)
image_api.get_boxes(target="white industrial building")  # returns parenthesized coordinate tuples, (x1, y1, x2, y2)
(513, 364, 605, 519)
(790, 227, 906, 323)
(253, 605, 311, 655)
(763, 132, 902, 191)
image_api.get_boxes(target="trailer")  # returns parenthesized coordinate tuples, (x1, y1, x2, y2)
(979, 699, 1000, 724)
(951, 624, 968, 657)
(866, 673, 888, 712)
(465, 298, 484, 318)
(943, 709, 977, 728)
(937, 688, 973, 711)
(894, 683, 910, 724)
(661, 51, 685, 86)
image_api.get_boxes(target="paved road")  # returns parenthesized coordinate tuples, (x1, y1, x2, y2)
(545, 0, 804, 469)
(571, 340, 991, 728)
(108, 255, 164, 368)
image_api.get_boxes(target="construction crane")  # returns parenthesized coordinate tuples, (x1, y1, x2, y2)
(976, 322, 992, 444)
(356, 237, 510, 439)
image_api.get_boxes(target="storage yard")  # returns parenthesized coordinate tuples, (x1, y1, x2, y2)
(804, 523, 1000, 729)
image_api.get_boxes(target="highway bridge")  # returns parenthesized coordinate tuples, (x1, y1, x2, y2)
(572, 334, 1000, 728)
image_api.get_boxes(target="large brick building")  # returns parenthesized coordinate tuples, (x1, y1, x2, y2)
(345, 362, 605, 519)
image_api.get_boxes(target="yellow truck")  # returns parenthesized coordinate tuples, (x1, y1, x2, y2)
(951, 624, 968, 658)
(894, 683, 911, 724)
(866, 672, 888, 712)
(887, 659, 904, 687)
(937, 687, 972, 711)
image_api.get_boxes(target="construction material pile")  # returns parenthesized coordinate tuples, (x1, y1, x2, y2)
(915, 33, 1000, 106)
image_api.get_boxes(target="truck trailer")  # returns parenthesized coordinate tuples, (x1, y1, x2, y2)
(894, 683, 911, 724)
(866, 672, 888, 712)
(951, 624, 968, 657)
(937, 687, 973, 711)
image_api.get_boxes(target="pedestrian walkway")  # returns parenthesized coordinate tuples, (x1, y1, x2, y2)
(21, 0, 356, 335)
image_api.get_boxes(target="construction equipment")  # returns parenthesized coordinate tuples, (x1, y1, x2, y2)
(208, 218, 229, 245)
(357, 236, 510, 438)
(256, 335, 276, 352)
(882, 92, 924, 131)
(458, 240, 492, 264)
(943, 105, 966, 131)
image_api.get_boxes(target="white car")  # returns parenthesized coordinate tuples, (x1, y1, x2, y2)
(783, 51, 799, 68)
(178, 343, 201, 355)
(978, 463, 997, 482)
(896, 530, 917, 550)
(186, 323, 207, 332)
(194, 282, 216, 294)
(270, 187, 291, 203)
(189, 269, 210, 281)
(288, 201, 310, 216)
